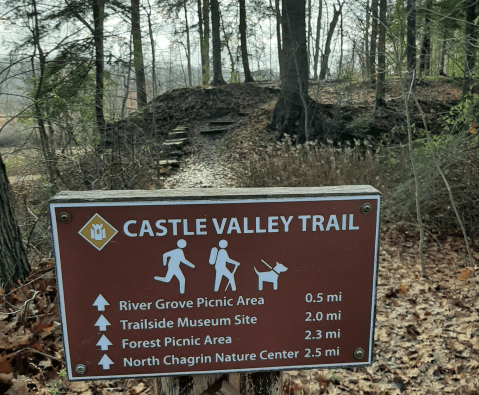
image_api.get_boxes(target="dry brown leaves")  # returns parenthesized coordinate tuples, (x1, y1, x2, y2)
(287, 230, 479, 394)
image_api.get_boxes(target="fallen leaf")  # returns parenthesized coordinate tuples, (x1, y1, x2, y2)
(457, 268, 472, 281)
(0, 355, 13, 374)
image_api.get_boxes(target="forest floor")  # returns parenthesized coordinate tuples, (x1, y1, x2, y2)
(1, 78, 478, 394)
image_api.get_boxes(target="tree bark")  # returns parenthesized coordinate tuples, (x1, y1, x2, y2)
(462, 0, 477, 97)
(439, 30, 447, 76)
(131, 0, 147, 108)
(275, 0, 283, 75)
(270, 0, 310, 140)
(202, 0, 211, 85)
(31, 0, 57, 188)
(92, 0, 110, 148)
(210, 0, 225, 85)
(0, 153, 30, 290)
(312, 0, 322, 80)
(363, 0, 370, 81)
(375, 0, 387, 107)
(407, 0, 416, 90)
(319, 3, 342, 80)
(369, 0, 378, 83)
(145, 0, 157, 97)
(239, 0, 253, 82)
(419, 0, 432, 79)
(184, 0, 193, 87)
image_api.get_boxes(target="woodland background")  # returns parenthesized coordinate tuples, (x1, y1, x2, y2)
(0, 0, 479, 393)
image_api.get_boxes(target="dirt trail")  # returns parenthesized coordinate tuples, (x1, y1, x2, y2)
(163, 121, 236, 189)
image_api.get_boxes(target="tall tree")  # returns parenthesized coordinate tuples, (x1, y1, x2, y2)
(363, 0, 370, 81)
(319, 2, 342, 80)
(270, 0, 309, 139)
(376, 0, 387, 106)
(274, 0, 284, 75)
(407, 0, 417, 89)
(419, 0, 433, 79)
(0, 154, 30, 289)
(369, 0, 378, 83)
(201, 0, 211, 85)
(462, 0, 478, 97)
(131, 0, 147, 107)
(92, 0, 109, 148)
(239, 0, 253, 82)
(312, 0, 322, 80)
(183, 0, 193, 86)
(210, 0, 225, 85)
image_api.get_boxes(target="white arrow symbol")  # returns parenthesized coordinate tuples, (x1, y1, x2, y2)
(93, 294, 110, 311)
(98, 354, 114, 370)
(94, 315, 111, 332)
(96, 335, 112, 351)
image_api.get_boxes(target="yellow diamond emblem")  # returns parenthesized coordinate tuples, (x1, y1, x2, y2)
(79, 214, 118, 251)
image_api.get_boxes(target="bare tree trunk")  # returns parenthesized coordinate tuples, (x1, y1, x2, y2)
(363, 0, 370, 81)
(239, 0, 253, 82)
(210, 0, 225, 85)
(131, 0, 147, 108)
(197, 0, 206, 85)
(202, 0, 211, 85)
(369, 0, 378, 83)
(439, 31, 447, 76)
(31, 0, 57, 187)
(184, 0, 193, 87)
(375, 0, 387, 107)
(338, 10, 343, 77)
(270, 0, 309, 141)
(145, 0, 157, 97)
(92, 0, 110, 149)
(462, 0, 477, 97)
(407, 0, 416, 90)
(276, 0, 284, 75)
(319, 2, 342, 80)
(308, 0, 312, 70)
(0, 153, 30, 289)
(122, 36, 133, 119)
(312, 0, 322, 80)
(418, 0, 432, 79)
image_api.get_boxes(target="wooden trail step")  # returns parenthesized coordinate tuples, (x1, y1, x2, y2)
(173, 126, 189, 131)
(164, 149, 184, 157)
(168, 131, 187, 139)
(200, 128, 227, 135)
(156, 159, 180, 167)
(209, 120, 236, 126)
(163, 138, 188, 147)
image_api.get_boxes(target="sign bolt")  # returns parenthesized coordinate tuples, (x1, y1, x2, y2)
(75, 364, 87, 375)
(58, 212, 72, 224)
(353, 347, 365, 360)
(360, 203, 373, 215)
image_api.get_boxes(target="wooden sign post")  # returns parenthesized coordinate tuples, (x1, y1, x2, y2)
(50, 186, 380, 392)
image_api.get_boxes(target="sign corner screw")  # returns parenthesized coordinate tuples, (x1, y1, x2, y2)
(58, 212, 72, 224)
(360, 203, 373, 215)
(354, 347, 365, 360)
(75, 364, 87, 375)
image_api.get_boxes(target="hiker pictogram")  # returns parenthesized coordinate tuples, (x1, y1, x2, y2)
(154, 239, 195, 294)
(209, 239, 240, 292)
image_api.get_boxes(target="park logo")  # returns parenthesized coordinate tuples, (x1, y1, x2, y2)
(79, 214, 118, 251)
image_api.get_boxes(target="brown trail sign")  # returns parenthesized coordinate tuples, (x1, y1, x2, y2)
(49, 186, 381, 381)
